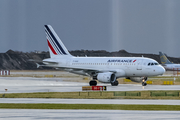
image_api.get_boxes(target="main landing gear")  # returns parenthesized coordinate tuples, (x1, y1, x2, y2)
(111, 80, 119, 86)
(89, 80, 119, 86)
(89, 80, 97, 86)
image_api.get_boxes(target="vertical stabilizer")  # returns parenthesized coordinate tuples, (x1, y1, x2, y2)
(159, 52, 172, 64)
(44, 25, 72, 58)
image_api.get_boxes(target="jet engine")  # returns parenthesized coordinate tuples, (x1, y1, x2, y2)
(126, 77, 147, 83)
(96, 72, 116, 83)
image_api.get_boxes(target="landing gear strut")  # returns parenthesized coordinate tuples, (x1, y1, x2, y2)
(111, 80, 119, 86)
(89, 80, 97, 86)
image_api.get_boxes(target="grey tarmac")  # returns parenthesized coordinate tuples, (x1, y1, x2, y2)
(0, 109, 180, 120)
(1, 77, 180, 93)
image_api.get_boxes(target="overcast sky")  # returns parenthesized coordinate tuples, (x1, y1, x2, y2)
(0, 0, 180, 57)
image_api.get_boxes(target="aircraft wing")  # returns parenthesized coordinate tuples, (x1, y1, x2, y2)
(29, 59, 116, 75)
(58, 67, 117, 76)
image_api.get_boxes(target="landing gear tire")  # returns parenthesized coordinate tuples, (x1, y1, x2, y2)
(111, 81, 119, 86)
(89, 80, 97, 86)
(142, 82, 147, 86)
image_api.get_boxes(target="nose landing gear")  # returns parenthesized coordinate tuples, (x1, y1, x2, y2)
(142, 77, 147, 86)
(142, 81, 147, 86)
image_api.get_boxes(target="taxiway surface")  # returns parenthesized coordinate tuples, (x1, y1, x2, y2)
(1, 77, 180, 93)
(1, 109, 180, 120)
(1, 72, 180, 119)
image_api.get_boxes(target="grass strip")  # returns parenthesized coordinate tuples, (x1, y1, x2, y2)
(0, 103, 180, 110)
(1, 91, 180, 99)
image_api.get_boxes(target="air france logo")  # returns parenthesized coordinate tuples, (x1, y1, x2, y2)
(133, 60, 136, 62)
(107, 59, 136, 63)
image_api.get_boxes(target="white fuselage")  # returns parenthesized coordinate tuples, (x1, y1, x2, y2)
(43, 25, 165, 85)
(43, 56, 165, 78)
(162, 64, 180, 71)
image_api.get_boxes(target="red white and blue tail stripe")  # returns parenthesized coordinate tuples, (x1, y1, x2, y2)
(44, 25, 72, 57)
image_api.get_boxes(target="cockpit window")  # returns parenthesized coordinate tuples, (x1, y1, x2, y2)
(154, 63, 159, 65)
(148, 62, 159, 66)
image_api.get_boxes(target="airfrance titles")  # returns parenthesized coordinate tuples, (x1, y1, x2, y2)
(107, 59, 136, 63)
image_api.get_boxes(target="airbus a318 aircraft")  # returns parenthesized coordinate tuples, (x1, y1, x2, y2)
(38, 25, 165, 86)
(159, 52, 180, 71)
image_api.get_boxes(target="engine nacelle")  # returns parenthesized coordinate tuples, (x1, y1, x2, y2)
(126, 77, 147, 83)
(97, 72, 116, 83)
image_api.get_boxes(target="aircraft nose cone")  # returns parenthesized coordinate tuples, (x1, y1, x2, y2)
(159, 66, 166, 75)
